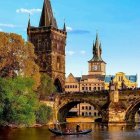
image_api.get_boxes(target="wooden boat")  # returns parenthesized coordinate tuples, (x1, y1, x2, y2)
(49, 128, 92, 135)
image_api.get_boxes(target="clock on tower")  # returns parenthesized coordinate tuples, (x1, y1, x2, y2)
(93, 65, 98, 71)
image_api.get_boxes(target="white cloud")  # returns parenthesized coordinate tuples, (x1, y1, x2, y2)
(0, 23, 16, 28)
(66, 26, 90, 34)
(0, 28, 3, 31)
(80, 50, 86, 55)
(66, 26, 73, 32)
(66, 51, 75, 56)
(16, 8, 41, 15)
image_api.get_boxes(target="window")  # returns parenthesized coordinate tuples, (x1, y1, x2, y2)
(89, 112, 91, 116)
(94, 87, 96, 91)
(89, 106, 91, 110)
(82, 87, 84, 90)
(75, 85, 77, 88)
(82, 112, 84, 116)
(57, 57, 61, 70)
(98, 87, 100, 91)
(82, 106, 84, 110)
(89, 87, 91, 91)
(86, 106, 88, 110)
(119, 76, 123, 81)
(94, 112, 97, 116)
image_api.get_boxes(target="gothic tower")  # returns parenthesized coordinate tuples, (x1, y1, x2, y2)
(88, 33, 106, 75)
(27, 0, 67, 92)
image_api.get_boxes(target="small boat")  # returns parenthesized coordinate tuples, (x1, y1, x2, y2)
(49, 128, 92, 135)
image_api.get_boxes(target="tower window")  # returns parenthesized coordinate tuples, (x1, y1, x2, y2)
(57, 57, 61, 70)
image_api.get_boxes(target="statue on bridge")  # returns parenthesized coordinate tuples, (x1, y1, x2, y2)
(109, 77, 118, 91)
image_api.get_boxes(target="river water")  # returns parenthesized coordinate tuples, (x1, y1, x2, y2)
(0, 123, 140, 140)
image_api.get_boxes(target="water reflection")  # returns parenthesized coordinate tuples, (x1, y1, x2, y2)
(0, 123, 140, 140)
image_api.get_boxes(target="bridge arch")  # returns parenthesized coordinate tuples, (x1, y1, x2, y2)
(125, 98, 140, 123)
(56, 98, 106, 122)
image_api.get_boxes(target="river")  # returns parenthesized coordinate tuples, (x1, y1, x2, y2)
(0, 123, 140, 140)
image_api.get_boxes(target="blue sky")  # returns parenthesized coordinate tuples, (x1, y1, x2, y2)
(0, 0, 140, 86)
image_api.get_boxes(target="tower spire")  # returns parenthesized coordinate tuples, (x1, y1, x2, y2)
(95, 32, 99, 49)
(63, 19, 66, 31)
(39, 0, 57, 28)
(91, 33, 103, 61)
(28, 14, 31, 28)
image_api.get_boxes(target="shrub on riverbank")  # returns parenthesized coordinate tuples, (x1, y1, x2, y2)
(0, 77, 39, 127)
(36, 104, 53, 124)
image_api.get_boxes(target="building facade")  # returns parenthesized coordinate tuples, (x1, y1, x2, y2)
(65, 34, 106, 93)
(65, 34, 138, 117)
(105, 72, 137, 90)
(27, 0, 67, 92)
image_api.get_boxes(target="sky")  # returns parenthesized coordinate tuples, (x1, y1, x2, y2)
(0, 0, 140, 86)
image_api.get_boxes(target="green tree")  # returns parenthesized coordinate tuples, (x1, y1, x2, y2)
(0, 32, 40, 89)
(38, 74, 56, 100)
(36, 104, 52, 124)
(0, 76, 39, 127)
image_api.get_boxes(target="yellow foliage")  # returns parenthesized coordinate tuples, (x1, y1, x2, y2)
(0, 32, 40, 89)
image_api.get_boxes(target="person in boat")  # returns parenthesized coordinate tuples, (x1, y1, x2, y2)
(76, 124, 81, 132)
(54, 124, 58, 130)
(65, 127, 71, 133)
(121, 126, 124, 130)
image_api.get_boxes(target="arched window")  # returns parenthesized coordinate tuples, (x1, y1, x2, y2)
(57, 57, 61, 70)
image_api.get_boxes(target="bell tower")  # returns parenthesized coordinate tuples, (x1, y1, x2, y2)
(88, 33, 106, 75)
(27, 0, 67, 92)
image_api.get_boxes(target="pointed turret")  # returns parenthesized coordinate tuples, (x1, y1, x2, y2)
(28, 14, 31, 28)
(63, 22, 66, 32)
(99, 43, 102, 55)
(39, 0, 58, 28)
(90, 33, 103, 62)
(88, 33, 106, 75)
(92, 40, 95, 55)
(95, 33, 99, 48)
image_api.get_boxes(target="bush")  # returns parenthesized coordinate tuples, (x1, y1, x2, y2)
(36, 104, 53, 124)
(0, 76, 38, 127)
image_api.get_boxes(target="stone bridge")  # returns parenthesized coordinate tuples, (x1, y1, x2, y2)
(46, 89, 140, 125)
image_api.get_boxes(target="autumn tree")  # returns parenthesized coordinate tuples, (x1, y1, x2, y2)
(0, 32, 40, 89)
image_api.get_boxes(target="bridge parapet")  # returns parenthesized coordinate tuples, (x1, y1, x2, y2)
(49, 89, 140, 124)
